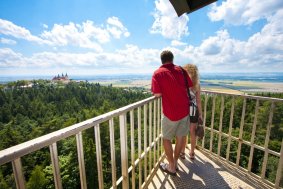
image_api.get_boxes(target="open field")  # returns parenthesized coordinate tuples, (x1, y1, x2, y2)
(94, 79, 283, 94)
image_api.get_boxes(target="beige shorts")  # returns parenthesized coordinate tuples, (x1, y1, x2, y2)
(162, 115, 190, 140)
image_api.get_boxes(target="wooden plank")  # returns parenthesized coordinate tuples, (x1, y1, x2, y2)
(202, 93, 208, 148)
(109, 118, 117, 189)
(217, 95, 224, 157)
(261, 102, 275, 179)
(144, 104, 148, 182)
(248, 99, 259, 172)
(209, 95, 216, 152)
(49, 143, 62, 189)
(94, 124, 104, 189)
(12, 158, 26, 189)
(226, 96, 235, 161)
(119, 114, 129, 189)
(130, 110, 136, 189)
(236, 98, 246, 167)
(76, 132, 87, 189)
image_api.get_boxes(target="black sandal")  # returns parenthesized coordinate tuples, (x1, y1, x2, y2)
(159, 162, 177, 176)
(179, 152, 185, 159)
(189, 152, 195, 160)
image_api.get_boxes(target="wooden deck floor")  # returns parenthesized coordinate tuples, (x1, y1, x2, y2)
(145, 147, 273, 189)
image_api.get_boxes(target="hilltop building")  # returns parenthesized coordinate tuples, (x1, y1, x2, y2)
(52, 73, 70, 83)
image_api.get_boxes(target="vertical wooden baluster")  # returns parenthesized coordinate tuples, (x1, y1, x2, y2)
(202, 93, 208, 148)
(109, 118, 117, 189)
(157, 98, 161, 159)
(144, 104, 148, 182)
(49, 143, 62, 189)
(154, 99, 157, 166)
(236, 98, 246, 167)
(209, 95, 216, 152)
(248, 99, 259, 172)
(275, 139, 283, 188)
(149, 102, 152, 172)
(130, 110, 135, 189)
(138, 107, 142, 189)
(217, 95, 225, 157)
(226, 96, 235, 161)
(94, 124, 104, 189)
(76, 132, 87, 189)
(119, 114, 129, 189)
(12, 158, 26, 189)
(261, 102, 274, 179)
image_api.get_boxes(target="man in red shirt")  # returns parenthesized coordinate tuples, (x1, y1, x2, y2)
(152, 50, 193, 175)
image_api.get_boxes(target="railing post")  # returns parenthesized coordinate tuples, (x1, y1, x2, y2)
(248, 99, 259, 172)
(236, 98, 246, 167)
(226, 96, 235, 161)
(144, 104, 148, 182)
(217, 95, 224, 157)
(130, 110, 135, 189)
(49, 143, 62, 189)
(138, 107, 142, 189)
(149, 102, 152, 172)
(94, 124, 104, 189)
(76, 132, 87, 189)
(202, 93, 208, 148)
(275, 139, 283, 188)
(12, 158, 26, 189)
(153, 99, 157, 166)
(261, 102, 274, 179)
(157, 98, 161, 159)
(109, 118, 117, 189)
(209, 95, 216, 152)
(119, 114, 129, 189)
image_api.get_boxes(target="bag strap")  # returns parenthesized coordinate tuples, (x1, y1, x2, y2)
(180, 66, 192, 101)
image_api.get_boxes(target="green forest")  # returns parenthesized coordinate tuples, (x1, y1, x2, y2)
(0, 80, 282, 188)
(0, 80, 151, 189)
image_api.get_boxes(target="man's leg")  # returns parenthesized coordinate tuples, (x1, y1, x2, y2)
(174, 136, 184, 167)
(175, 115, 190, 167)
(163, 139, 175, 171)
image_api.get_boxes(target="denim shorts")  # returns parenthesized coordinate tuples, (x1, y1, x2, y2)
(161, 115, 190, 140)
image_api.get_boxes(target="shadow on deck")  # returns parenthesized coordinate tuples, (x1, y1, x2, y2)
(146, 146, 273, 189)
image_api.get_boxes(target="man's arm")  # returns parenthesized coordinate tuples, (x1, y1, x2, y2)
(153, 93, 162, 97)
(151, 74, 162, 97)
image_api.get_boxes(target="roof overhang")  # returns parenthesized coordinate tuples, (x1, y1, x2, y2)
(169, 0, 217, 17)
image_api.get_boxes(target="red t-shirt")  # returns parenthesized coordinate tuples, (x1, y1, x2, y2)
(151, 63, 193, 121)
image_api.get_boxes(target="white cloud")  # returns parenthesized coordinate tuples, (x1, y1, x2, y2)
(171, 40, 187, 47)
(208, 0, 283, 25)
(0, 38, 17, 45)
(0, 48, 27, 67)
(0, 45, 160, 74)
(162, 9, 283, 73)
(107, 17, 130, 38)
(0, 18, 130, 51)
(1, 9, 283, 74)
(150, 0, 189, 39)
(0, 19, 49, 44)
(40, 21, 104, 52)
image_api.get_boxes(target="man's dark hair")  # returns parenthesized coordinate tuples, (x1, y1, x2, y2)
(160, 50, 174, 64)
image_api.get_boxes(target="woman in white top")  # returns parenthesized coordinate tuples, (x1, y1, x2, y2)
(180, 63, 203, 160)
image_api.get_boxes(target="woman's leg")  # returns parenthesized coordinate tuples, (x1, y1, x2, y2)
(190, 123, 197, 156)
(180, 136, 187, 154)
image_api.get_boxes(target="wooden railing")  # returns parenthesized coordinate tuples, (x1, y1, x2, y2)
(0, 91, 282, 189)
(0, 96, 164, 189)
(199, 90, 283, 188)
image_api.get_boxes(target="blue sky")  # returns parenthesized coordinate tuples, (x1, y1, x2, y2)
(0, 0, 283, 76)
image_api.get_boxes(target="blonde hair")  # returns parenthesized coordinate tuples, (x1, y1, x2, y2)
(183, 64, 200, 91)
